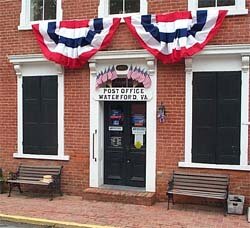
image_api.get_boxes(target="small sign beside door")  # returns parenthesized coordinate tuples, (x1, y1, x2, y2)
(109, 126, 123, 131)
(94, 88, 152, 101)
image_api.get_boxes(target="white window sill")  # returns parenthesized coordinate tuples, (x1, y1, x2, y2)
(18, 24, 32, 30)
(194, 7, 248, 16)
(18, 20, 57, 31)
(13, 153, 70, 161)
(178, 161, 250, 171)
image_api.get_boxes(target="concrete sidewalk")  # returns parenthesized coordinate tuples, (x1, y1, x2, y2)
(0, 193, 248, 228)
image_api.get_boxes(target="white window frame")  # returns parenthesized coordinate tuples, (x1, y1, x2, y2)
(98, 0, 148, 18)
(19, 0, 63, 30)
(188, 0, 248, 16)
(179, 44, 250, 171)
(8, 54, 69, 161)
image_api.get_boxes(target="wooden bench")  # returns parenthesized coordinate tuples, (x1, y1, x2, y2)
(167, 171, 229, 213)
(7, 165, 63, 200)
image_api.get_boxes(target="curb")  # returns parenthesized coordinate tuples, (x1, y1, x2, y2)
(0, 214, 117, 228)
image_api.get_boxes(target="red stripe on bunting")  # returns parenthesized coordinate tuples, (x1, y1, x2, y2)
(60, 20, 90, 28)
(156, 11, 192, 23)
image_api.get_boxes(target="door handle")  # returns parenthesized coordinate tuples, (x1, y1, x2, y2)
(92, 130, 97, 162)
(231, 146, 238, 153)
(127, 159, 131, 164)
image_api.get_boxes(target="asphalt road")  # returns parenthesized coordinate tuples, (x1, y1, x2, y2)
(0, 221, 50, 228)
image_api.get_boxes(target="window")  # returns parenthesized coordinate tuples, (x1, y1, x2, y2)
(30, 0, 57, 21)
(23, 76, 58, 155)
(188, 0, 248, 15)
(98, 0, 148, 17)
(19, 0, 62, 30)
(192, 72, 241, 165)
(8, 55, 68, 160)
(109, 0, 140, 14)
(198, 0, 235, 8)
(179, 46, 250, 170)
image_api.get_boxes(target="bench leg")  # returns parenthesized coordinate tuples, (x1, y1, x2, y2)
(167, 193, 174, 210)
(58, 181, 63, 196)
(48, 185, 54, 201)
(59, 187, 63, 196)
(17, 184, 23, 194)
(223, 199, 227, 216)
(8, 183, 12, 197)
(8, 183, 22, 197)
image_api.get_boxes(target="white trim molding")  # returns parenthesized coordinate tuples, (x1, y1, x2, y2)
(180, 44, 250, 171)
(188, 0, 248, 16)
(19, 0, 63, 30)
(98, 0, 148, 18)
(8, 54, 68, 161)
(88, 49, 156, 192)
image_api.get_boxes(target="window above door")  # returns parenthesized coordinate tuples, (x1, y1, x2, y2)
(19, 0, 63, 30)
(98, 0, 148, 18)
(188, 0, 248, 15)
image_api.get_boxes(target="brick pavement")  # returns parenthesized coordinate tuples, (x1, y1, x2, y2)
(0, 193, 248, 228)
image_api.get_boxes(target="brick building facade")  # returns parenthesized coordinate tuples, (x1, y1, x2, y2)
(0, 0, 250, 206)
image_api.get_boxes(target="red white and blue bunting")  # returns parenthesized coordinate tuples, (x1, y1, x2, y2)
(32, 10, 227, 68)
(124, 10, 227, 64)
(32, 18, 121, 68)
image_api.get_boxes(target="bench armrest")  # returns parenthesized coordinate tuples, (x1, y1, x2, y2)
(8, 171, 19, 180)
(167, 175, 174, 191)
(51, 174, 61, 185)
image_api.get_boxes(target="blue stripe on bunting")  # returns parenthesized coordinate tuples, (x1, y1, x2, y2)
(93, 18, 103, 33)
(141, 10, 208, 43)
(141, 15, 160, 42)
(189, 10, 207, 37)
(47, 19, 104, 49)
(47, 22, 59, 44)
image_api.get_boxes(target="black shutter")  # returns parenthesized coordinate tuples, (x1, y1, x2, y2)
(216, 72, 241, 164)
(23, 76, 58, 155)
(23, 77, 41, 154)
(192, 72, 241, 165)
(192, 72, 217, 163)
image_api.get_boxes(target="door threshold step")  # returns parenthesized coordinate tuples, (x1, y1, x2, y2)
(82, 187, 156, 206)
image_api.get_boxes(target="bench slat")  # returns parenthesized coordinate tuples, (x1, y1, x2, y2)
(174, 171, 229, 178)
(20, 168, 61, 172)
(19, 170, 60, 175)
(173, 177, 228, 186)
(172, 185, 227, 193)
(17, 176, 43, 181)
(174, 175, 228, 183)
(8, 179, 50, 186)
(174, 181, 228, 190)
(168, 189, 227, 199)
(20, 165, 62, 169)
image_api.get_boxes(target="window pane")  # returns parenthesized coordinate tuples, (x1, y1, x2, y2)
(125, 0, 140, 13)
(198, 0, 215, 7)
(44, 0, 57, 20)
(30, 0, 43, 21)
(109, 0, 123, 14)
(217, 0, 235, 6)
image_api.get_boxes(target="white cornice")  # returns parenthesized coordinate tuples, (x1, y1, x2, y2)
(8, 54, 47, 64)
(89, 49, 154, 61)
(197, 44, 250, 56)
